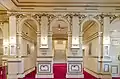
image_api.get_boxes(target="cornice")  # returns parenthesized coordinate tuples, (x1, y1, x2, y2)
(11, 0, 120, 8)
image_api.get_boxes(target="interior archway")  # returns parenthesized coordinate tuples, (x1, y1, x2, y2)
(0, 28, 3, 55)
(109, 20, 120, 77)
(52, 19, 68, 63)
(20, 18, 38, 72)
(82, 20, 100, 73)
(0, 28, 3, 65)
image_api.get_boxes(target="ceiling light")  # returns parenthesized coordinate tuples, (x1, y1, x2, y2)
(58, 28, 61, 31)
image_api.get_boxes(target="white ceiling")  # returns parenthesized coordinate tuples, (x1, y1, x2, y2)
(1, 0, 120, 12)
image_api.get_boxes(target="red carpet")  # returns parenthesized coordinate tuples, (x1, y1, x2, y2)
(19, 63, 84, 79)
(0, 66, 7, 79)
(1, 64, 119, 79)
(84, 70, 100, 79)
(112, 77, 120, 79)
(53, 63, 67, 79)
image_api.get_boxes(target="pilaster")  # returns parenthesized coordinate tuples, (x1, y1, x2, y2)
(36, 15, 53, 78)
(97, 15, 112, 78)
(66, 15, 84, 78)
(3, 22, 9, 56)
(9, 14, 17, 56)
(8, 13, 19, 79)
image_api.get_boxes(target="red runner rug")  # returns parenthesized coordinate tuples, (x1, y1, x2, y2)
(1, 64, 119, 79)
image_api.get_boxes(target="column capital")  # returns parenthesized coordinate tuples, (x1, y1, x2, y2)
(32, 14, 41, 22)
(7, 12, 18, 17)
(100, 13, 117, 20)
(48, 31, 53, 37)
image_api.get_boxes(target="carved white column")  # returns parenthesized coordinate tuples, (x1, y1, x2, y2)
(3, 22, 9, 56)
(36, 15, 53, 78)
(103, 16, 111, 57)
(71, 15, 80, 48)
(48, 31, 53, 56)
(97, 15, 112, 78)
(40, 16, 48, 48)
(9, 14, 17, 56)
(36, 31, 40, 56)
(8, 14, 20, 79)
(66, 15, 84, 78)
(67, 31, 72, 56)
(16, 32, 22, 57)
(1, 22, 9, 68)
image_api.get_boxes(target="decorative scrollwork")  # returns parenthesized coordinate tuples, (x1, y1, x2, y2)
(110, 15, 118, 23)
(78, 14, 87, 25)
(32, 14, 41, 21)
(93, 14, 104, 25)
(48, 14, 56, 23)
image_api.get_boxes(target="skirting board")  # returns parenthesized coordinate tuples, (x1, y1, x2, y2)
(35, 74, 54, 78)
(17, 67, 35, 78)
(84, 68, 112, 79)
(66, 74, 84, 78)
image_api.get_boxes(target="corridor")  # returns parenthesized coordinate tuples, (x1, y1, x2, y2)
(0, 0, 120, 79)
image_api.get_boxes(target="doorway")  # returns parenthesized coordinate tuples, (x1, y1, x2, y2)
(52, 19, 68, 63)
(82, 19, 102, 78)
(51, 18, 68, 78)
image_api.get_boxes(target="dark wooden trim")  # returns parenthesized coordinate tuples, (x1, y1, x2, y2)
(17, 67, 35, 74)
(37, 56, 53, 58)
(68, 61, 83, 62)
(37, 61, 52, 62)
(8, 60, 21, 62)
(68, 56, 83, 58)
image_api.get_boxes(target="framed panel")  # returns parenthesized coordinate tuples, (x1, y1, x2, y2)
(68, 62, 82, 74)
(10, 45, 16, 55)
(88, 43, 92, 55)
(4, 47, 8, 55)
(38, 63, 51, 73)
(111, 65, 118, 74)
(104, 64, 109, 72)
(27, 44, 30, 55)
(104, 45, 109, 56)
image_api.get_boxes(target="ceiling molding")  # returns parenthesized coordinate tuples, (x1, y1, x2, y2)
(14, 0, 120, 4)
(11, 0, 120, 7)
(24, 22, 37, 33)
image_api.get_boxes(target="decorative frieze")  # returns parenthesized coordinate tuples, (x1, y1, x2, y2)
(93, 14, 104, 26)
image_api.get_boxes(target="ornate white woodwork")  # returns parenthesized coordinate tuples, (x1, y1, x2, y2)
(6, 12, 120, 79)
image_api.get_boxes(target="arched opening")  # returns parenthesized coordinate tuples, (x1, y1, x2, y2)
(19, 17, 38, 73)
(109, 19, 120, 77)
(51, 18, 69, 78)
(81, 19, 101, 74)
(52, 19, 68, 63)
(0, 28, 3, 64)
(0, 28, 3, 55)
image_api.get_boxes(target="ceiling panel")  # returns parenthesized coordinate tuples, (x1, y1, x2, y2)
(17, 0, 120, 3)
(1, 0, 120, 11)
